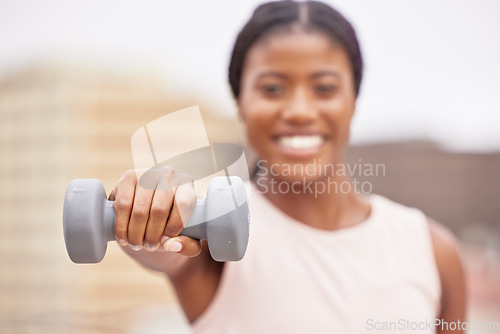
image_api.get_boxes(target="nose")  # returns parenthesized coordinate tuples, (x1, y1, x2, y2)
(281, 87, 318, 125)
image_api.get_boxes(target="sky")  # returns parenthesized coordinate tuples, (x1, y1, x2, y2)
(0, 0, 499, 152)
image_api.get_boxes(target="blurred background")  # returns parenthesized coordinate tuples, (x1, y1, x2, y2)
(0, 0, 499, 333)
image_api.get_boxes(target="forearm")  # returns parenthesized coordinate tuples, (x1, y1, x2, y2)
(120, 245, 191, 276)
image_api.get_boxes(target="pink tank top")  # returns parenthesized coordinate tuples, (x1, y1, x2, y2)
(192, 184, 441, 334)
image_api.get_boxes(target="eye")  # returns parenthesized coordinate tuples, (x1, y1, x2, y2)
(314, 84, 337, 95)
(260, 84, 285, 97)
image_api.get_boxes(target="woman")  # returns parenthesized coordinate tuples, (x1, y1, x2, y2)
(109, 1, 466, 333)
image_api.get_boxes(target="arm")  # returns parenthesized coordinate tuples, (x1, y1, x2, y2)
(120, 241, 223, 322)
(428, 218, 467, 334)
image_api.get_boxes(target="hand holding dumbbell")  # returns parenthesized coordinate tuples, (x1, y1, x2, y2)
(63, 168, 250, 263)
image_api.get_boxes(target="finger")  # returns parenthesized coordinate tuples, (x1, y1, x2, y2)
(163, 181, 197, 237)
(127, 183, 156, 250)
(113, 171, 137, 246)
(163, 236, 202, 257)
(143, 179, 174, 252)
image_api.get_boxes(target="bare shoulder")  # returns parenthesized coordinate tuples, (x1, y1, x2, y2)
(428, 218, 466, 282)
(427, 217, 467, 331)
(428, 218, 462, 265)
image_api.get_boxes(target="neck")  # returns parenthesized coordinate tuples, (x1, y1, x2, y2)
(254, 173, 370, 231)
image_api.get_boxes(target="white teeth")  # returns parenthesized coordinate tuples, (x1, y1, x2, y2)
(278, 135, 324, 149)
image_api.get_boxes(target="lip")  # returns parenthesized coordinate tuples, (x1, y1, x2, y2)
(272, 133, 327, 158)
(272, 129, 328, 137)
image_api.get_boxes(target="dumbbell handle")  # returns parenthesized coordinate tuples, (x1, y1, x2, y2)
(100, 197, 208, 243)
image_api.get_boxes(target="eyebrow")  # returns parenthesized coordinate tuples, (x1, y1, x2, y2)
(310, 70, 340, 79)
(256, 70, 340, 80)
(256, 72, 288, 80)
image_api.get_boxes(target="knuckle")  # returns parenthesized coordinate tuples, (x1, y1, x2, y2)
(170, 170, 193, 188)
(124, 169, 138, 181)
(165, 221, 183, 236)
(116, 198, 132, 211)
(156, 175, 174, 192)
(166, 166, 175, 177)
(150, 202, 169, 218)
(139, 169, 160, 189)
(132, 204, 149, 219)
(178, 173, 194, 184)
(174, 191, 196, 211)
(114, 226, 127, 237)
(174, 196, 191, 211)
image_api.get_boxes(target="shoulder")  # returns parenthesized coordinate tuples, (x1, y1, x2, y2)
(427, 217, 464, 282)
(427, 217, 467, 321)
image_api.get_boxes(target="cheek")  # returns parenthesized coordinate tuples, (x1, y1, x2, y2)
(320, 94, 355, 137)
(245, 111, 272, 143)
(239, 86, 280, 134)
(239, 103, 273, 155)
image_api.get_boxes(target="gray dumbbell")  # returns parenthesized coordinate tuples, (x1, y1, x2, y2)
(63, 176, 250, 263)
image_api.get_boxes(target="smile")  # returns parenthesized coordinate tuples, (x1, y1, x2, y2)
(277, 135, 325, 150)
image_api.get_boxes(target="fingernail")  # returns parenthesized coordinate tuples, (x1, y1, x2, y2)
(167, 241, 182, 253)
(117, 239, 128, 246)
(144, 243, 159, 252)
(129, 244, 143, 251)
(161, 235, 169, 244)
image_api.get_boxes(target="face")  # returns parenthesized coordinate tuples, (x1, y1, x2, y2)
(238, 28, 357, 182)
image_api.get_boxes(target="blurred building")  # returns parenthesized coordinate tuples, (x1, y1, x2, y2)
(346, 141, 500, 236)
